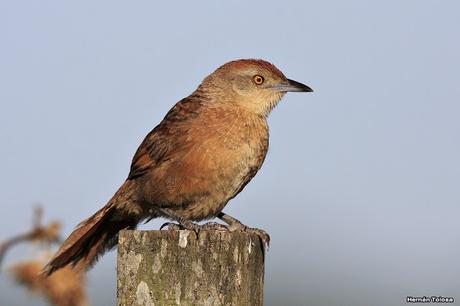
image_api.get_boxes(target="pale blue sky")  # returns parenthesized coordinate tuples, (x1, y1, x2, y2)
(1, 1, 459, 305)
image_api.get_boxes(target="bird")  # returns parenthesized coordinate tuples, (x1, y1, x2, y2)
(43, 59, 312, 275)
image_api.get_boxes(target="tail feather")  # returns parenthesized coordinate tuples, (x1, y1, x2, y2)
(42, 181, 140, 276)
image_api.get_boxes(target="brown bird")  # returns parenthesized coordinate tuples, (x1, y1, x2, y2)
(43, 59, 312, 275)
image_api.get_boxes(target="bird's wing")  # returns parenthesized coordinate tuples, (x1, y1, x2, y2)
(128, 97, 202, 180)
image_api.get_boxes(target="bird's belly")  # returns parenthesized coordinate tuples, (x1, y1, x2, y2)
(144, 140, 266, 221)
(177, 145, 263, 220)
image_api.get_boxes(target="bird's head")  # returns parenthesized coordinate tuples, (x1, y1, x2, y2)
(198, 59, 312, 117)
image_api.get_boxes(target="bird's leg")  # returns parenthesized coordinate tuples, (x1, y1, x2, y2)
(158, 208, 202, 233)
(217, 212, 270, 249)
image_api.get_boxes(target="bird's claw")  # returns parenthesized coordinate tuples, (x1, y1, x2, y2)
(225, 221, 270, 251)
(160, 221, 269, 251)
(160, 221, 202, 236)
(244, 227, 270, 251)
(160, 222, 183, 231)
(201, 222, 229, 231)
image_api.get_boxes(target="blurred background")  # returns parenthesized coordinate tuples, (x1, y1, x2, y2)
(1, 0, 459, 305)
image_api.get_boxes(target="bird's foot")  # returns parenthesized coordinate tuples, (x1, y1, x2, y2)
(201, 222, 229, 231)
(229, 222, 270, 250)
(203, 220, 269, 251)
(158, 208, 202, 234)
(159, 221, 202, 235)
(246, 228, 270, 250)
(217, 212, 270, 250)
(160, 222, 183, 231)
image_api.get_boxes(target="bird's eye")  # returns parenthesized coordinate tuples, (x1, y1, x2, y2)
(253, 75, 264, 85)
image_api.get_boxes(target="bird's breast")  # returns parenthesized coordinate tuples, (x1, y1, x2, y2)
(144, 110, 269, 219)
(187, 114, 269, 190)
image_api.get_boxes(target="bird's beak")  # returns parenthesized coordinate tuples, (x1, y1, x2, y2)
(274, 79, 313, 93)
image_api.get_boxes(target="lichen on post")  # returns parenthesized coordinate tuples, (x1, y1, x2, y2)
(117, 229, 265, 306)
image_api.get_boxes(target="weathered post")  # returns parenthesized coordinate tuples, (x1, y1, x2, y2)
(117, 229, 265, 306)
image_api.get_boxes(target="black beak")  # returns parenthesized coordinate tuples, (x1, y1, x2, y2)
(287, 79, 313, 92)
(274, 79, 313, 92)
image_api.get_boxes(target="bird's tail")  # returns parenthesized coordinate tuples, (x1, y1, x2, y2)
(42, 180, 141, 276)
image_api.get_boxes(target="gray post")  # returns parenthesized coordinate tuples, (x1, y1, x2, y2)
(117, 229, 265, 306)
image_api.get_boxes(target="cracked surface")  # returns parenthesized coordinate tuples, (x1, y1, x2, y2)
(117, 230, 265, 306)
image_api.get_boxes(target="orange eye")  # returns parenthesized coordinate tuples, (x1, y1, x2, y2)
(253, 75, 264, 85)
